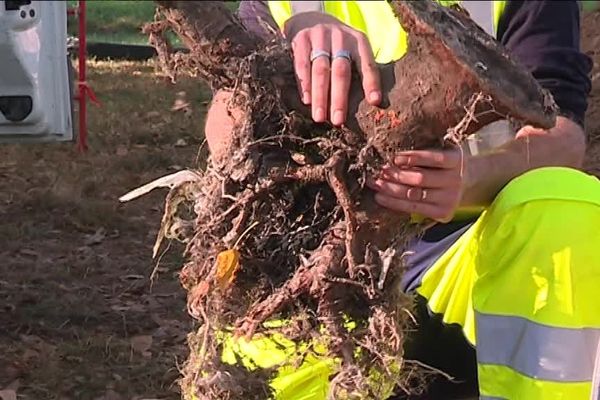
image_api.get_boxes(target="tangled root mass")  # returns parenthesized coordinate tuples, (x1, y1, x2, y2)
(135, 1, 557, 399)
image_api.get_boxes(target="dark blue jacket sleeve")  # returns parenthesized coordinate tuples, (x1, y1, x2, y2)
(237, 1, 280, 41)
(497, 1, 593, 128)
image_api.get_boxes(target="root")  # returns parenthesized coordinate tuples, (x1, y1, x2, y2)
(444, 92, 497, 144)
(143, 17, 177, 82)
(326, 152, 360, 276)
(235, 262, 313, 339)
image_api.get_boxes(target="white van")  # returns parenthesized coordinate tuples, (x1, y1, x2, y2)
(0, 0, 74, 142)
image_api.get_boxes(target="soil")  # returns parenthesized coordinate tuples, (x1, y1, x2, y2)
(0, 8, 598, 400)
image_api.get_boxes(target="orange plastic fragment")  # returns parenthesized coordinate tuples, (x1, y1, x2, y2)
(214, 249, 241, 290)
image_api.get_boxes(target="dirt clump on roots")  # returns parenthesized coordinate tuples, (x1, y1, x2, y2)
(126, 1, 556, 399)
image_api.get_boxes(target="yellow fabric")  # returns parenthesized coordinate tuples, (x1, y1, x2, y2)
(416, 215, 483, 344)
(267, 0, 406, 63)
(267, 1, 506, 64)
(493, 0, 508, 33)
(417, 167, 600, 342)
(478, 364, 592, 400)
(473, 168, 600, 328)
(218, 326, 397, 400)
(417, 167, 600, 399)
(218, 327, 336, 400)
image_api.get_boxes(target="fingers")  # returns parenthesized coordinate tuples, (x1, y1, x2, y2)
(373, 193, 453, 223)
(367, 148, 465, 222)
(310, 26, 331, 123)
(379, 166, 460, 189)
(291, 30, 312, 105)
(330, 29, 352, 126)
(367, 178, 443, 203)
(394, 150, 462, 169)
(352, 31, 381, 105)
(292, 23, 382, 124)
(367, 177, 456, 222)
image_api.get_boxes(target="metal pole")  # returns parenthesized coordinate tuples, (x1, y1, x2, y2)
(77, 0, 88, 152)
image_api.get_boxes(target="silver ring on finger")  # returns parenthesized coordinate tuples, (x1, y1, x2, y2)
(407, 187, 422, 202)
(310, 49, 331, 62)
(421, 189, 428, 201)
(332, 49, 352, 61)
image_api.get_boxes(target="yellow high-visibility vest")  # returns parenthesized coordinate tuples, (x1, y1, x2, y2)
(267, 0, 507, 64)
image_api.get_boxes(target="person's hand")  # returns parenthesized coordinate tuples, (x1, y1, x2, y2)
(283, 12, 382, 126)
(366, 148, 466, 222)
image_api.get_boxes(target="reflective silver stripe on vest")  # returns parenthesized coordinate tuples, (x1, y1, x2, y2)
(291, 1, 324, 15)
(476, 312, 600, 382)
(592, 338, 600, 399)
(460, 1, 495, 37)
(480, 397, 506, 400)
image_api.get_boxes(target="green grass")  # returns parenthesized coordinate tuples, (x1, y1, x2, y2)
(68, 1, 155, 45)
(583, 0, 600, 11)
(69, 1, 239, 45)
